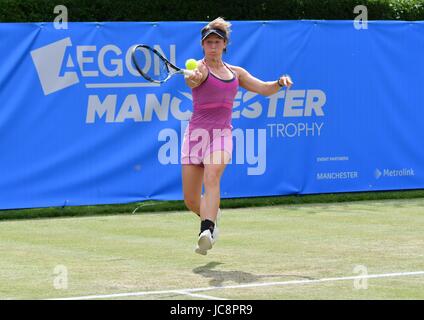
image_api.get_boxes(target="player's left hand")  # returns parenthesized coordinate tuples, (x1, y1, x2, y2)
(279, 75, 293, 88)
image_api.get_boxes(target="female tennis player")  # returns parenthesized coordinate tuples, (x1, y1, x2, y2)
(182, 17, 293, 255)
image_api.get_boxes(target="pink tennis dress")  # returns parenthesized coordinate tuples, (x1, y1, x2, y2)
(181, 61, 239, 166)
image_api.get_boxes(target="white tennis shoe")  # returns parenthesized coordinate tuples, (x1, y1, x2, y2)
(194, 208, 222, 255)
(195, 229, 213, 255)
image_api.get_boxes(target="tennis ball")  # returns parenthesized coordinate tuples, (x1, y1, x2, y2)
(185, 59, 198, 70)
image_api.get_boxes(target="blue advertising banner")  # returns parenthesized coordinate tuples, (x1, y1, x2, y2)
(0, 21, 423, 210)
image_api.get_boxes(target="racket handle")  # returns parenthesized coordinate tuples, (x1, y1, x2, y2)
(183, 69, 194, 77)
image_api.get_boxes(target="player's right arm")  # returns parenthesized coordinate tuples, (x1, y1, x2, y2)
(185, 61, 208, 89)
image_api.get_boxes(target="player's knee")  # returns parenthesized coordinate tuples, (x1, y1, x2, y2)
(204, 171, 220, 188)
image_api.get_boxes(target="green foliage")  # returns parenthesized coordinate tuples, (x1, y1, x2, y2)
(0, 0, 424, 22)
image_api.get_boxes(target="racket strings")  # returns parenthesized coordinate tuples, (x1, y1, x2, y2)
(132, 47, 170, 83)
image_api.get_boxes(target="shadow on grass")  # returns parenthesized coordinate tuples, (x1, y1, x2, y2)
(193, 262, 314, 287)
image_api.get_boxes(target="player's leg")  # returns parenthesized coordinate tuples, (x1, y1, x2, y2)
(194, 128, 232, 254)
(200, 128, 232, 223)
(201, 152, 230, 221)
(181, 122, 208, 217)
(196, 150, 231, 252)
(182, 164, 204, 217)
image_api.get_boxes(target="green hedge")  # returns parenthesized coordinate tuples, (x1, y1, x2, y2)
(1, 0, 424, 22)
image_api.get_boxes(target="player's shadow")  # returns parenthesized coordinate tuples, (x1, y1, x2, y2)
(193, 262, 314, 287)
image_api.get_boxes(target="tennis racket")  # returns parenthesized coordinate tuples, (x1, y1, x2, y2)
(131, 44, 194, 83)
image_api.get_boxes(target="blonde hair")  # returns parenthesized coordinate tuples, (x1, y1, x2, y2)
(208, 17, 231, 39)
(203, 17, 232, 42)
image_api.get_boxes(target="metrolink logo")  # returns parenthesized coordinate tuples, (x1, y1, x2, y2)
(374, 168, 415, 179)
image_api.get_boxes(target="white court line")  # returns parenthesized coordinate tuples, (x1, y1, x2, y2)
(49, 271, 424, 300)
(174, 291, 228, 300)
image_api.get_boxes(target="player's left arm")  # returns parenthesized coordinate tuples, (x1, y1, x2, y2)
(230, 66, 293, 96)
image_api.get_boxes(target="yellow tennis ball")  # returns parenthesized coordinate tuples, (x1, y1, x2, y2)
(185, 59, 198, 70)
